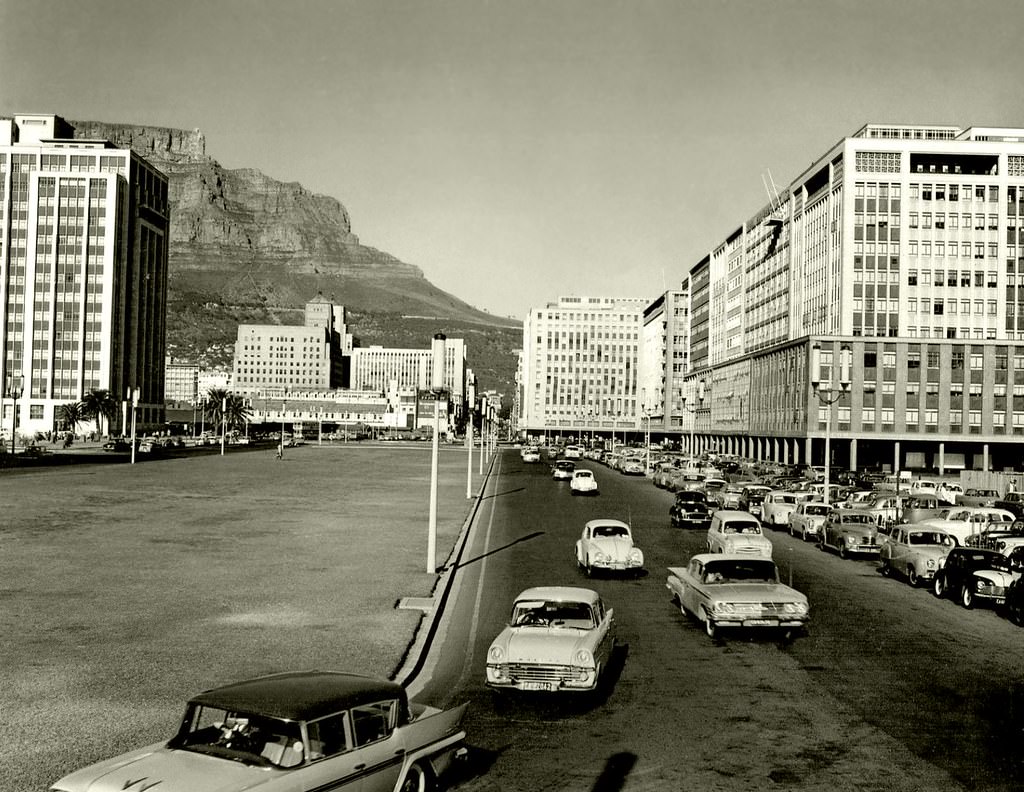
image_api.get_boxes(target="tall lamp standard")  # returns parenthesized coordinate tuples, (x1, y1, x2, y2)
(220, 395, 227, 456)
(6, 374, 23, 455)
(641, 389, 651, 475)
(810, 342, 852, 507)
(128, 387, 140, 465)
(280, 389, 288, 459)
(427, 333, 446, 574)
(466, 375, 476, 499)
(681, 379, 705, 459)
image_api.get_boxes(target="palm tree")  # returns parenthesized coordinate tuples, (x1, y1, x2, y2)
(57, 402, 85, 436)
(80, 389, 119, 438)
(204, 389, 253, 434)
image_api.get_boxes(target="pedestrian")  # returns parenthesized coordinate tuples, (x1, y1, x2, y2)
(276, 443, 283, 460)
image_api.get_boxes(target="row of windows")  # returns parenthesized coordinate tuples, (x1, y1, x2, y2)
(819, 408, 1023, 426)
(909, 184, 999, 202)
(906, 241, 998, 258)
(903, 327, 999, 340)
(908, 212, 999, 229)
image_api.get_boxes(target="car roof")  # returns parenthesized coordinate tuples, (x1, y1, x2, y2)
(188, 671, 406, 721)
(687, 553, 777, 565)
(584, 518, 630, 530)
(515, 586, 602, 605)
(714, 509, 761, 519)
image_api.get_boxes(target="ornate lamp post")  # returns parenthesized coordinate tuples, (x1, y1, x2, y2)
(681, 379, 705, 459)
(6, 374, 23, 455)
(810, 342, 852, 507)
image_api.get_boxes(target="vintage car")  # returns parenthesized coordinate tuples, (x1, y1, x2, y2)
(700, 477, 729, 509)
(620, 457, 646, 475)
(575, 518, 643, 575)
(761, 491, 805, 528)
(932, 547, 1023, 609)
(898, 495, 946, 524)
(51, 671, 467, 792)
(569, 469, 599, 495)
(552, 460, 576, 480)
(835, 490, 876, 511)
(719, 483, 746, 510)
(706, 510, 772, 558)
(737, 485, 772, 518)
(958, 488, 1000, 508)
(670, 490, 713, 529)
(563, 444, 583, 460)
(818, 508, 880, 558)
(878, 525, 955, 586)
(787, 501, 830, 541)
(918, 506, 1016, 545)
(521, 447, 541, 463)
(1005, 568, 1024, 626)
(966, 519, 1024, 553)
(666, 554, 809, 639)
(486, 586, 616, 692)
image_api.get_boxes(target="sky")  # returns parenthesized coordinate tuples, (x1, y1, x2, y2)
(3, 0, 1024, 321)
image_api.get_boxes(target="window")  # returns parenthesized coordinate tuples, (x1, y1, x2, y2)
(306, 712, 351, 759)
(350, 700, 398, 746)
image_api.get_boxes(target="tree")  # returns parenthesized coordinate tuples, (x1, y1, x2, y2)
(57, 402, 85, 435)
(204, 389, 253, 434)
(80, 389, 119, 438)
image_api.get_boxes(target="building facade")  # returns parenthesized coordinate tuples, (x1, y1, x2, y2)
(1, 113, 169, 439)
(349, 339, 467, 403)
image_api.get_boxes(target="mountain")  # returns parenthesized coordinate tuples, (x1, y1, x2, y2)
(69, 120, 522, 399)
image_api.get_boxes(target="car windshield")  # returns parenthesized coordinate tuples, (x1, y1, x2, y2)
(703, 559, 778, 584)
(908, 531, 953, 546)
(512, 600, 596, 629)
(171, 704, 305, 768)
(805, 505, 830, 516)
(843, 514, 875, 524)
(592, 524, 628, 538)
(575, 471, 593, 479)
(723, 522, 761, 534)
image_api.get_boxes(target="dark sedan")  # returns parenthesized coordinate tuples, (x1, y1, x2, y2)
(670, 491, 713, 529)
(932, 547, 1022, 609)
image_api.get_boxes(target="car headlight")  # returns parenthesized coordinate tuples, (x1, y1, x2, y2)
(713, 602, 736, 614)
(489, 645, 504, 661)
(783, 602, 807, 614)
(628, 548, 643, 563)
(845, 535, 857, 545)
(926, 559, 936, 569)
(575, 649, 593, 665)
(594, 552, 610, 563)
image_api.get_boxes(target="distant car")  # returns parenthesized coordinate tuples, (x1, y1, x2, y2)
(564, 444, 583, 460)
(918, 507, 1016, 545)
(575, 519, 643, 575)
(670, 491, 713, 529)
(569, 469, 599, 495)
(879, 525, 956, 586)
(700, 477, 729, 509)
(620, 457, 646, 475)
(485, 586, 616, 692)
(737, 485, 772, 518)
(102, 438, 132, 452)
(522, 447, 541, 463)
(761, 491, 803, 528)
(552, 460, 576, 480)
(706, 511, 772, 558)
(993, 491, 1024, 519)
(788, 501, 830, 541)
(666, 554, 809, 639)
(932, 547, 1022, 609)
(719, 483, 745, 509)
(51, 671, 468, 792)
(958, 488, 1000, 508)
(966, 518, 1024, 553)
(899, 495, 946, 524)
(818, 508, 880, 559)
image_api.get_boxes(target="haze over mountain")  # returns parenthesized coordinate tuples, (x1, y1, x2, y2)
(69, 120, 521, 397)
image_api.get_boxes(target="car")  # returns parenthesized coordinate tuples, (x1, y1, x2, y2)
(958, 488, 1000, 508)
(966, 518, 1024, 553)
(51, 671, 468, 792)
(575, 519, 643, 575)
(737, 485, 772, 518)
(521, 447, 541, 463)
(936, 481, 963, 504)
(485, 586, 616, 693)
(788, 501, 831, 541)
(670, 490, 713, 529)
(102, 438, 132, 452)
(620, 457, 646, 475)
(818, 508, 881, 558)
(706, 510, 772, 558)
(569, 469, 599, 495)
(761, 491, 805, 528)
(564, 444, 583, 460)
(552, 460, 576, 480)
(932, 547, 1022, 609)
(1005, 559, 1024, 625)
(719, 483, 745, 509)
(835, 490, 876, 510)
(898, 494, 946, 525)
(878, 525, 956, 586)
(918, 506, 1017, 545)
(993, 491, 1024, 519)
(666, 554, 809, 639)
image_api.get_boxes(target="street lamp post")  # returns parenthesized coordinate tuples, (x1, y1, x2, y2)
(280, 391, 288, 459)
(810, 342, 852, 507)
(220, 396, 227, 456)
(6, 374, 23, 455)
(466, 376, 476, 499)
(682, 380, 705, 460)
(128, 387, 140, 465)
(427, 333, 446, 574)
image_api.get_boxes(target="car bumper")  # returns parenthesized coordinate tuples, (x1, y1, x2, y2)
(713, 616, 808, 630)
(486, 664, 597, 691)
(591, 559, 643, 571)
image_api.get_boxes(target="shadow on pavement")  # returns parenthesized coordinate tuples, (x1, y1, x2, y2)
(444, 531, 545, 571)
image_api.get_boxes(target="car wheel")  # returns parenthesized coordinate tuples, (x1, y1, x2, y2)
(703, 609, 717, 639)
(879, 559, 891, 577)
(933, 574, 946, 598)
(789, 522, 795, 537)
(399, 762, 435, 792)
(1009, 600, 1024, 627)
(961, 585, 975, 609)
(907, 567, 919, 587)
(838, 542, 848, 560)
(585, 556, 593, 577)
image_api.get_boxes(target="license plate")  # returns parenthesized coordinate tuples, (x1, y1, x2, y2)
(522, 681, 552, 691)
(743, 619, 776, 627)
(995, 598, 1006, 605)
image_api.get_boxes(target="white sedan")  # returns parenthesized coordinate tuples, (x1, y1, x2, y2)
(575, 519, 644, 575)
(570, 469, 599, 495)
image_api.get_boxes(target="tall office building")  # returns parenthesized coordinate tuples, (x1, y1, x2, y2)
(349, 339, 467, 402)
(1, 113, 169, 439)
(520, 296, 648, 437)
(684, 123, 1024, 471)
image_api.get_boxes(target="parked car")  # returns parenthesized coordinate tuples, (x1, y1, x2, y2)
(102, 438, 132, 452)
(670, 491, 713, 529)
(552, 460, 576, 480)
(878, 525, 955, 586)
(620, 457, 646, 476)
(918, 507, 1016, 546)
(966, 518, 1024, 553)
(761, 491, 804, 528)
(668, 471, 705, 493)
(706, 510, 772, 558)
(932, 547, 1022, 609)
(700, 477, 729, 509)
(1005, 570, 1024, 626)
(788, 501, 830, 541)
(958, 488, 1000, 508)
(719, 483, 746, 509)
(818, 508, 881, 559)
(666, 554, 809, 639)
(569, 469, 599, 495)
(993, 491, 1024, 519)
(51, 671, 468, 792)
(485, 586, 616, 692)
(737, 485, 772, 518)
(574, 518, 643, 575)
(899, 494, 946, 524)
(835, 490, 876, 510)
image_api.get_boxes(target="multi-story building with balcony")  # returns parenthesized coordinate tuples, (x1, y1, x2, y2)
(0, 113, 169, 439)
(685, 123, 1024, 473)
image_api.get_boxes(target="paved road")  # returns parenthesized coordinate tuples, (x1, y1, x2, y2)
(419, 450, 1022, 792)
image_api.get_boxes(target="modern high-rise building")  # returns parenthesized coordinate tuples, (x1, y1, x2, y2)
(520, 296, 647, 438)
(349, 339, 467, 402)
(0, 113, 169, 439)
(684, 122, 1024, 472)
